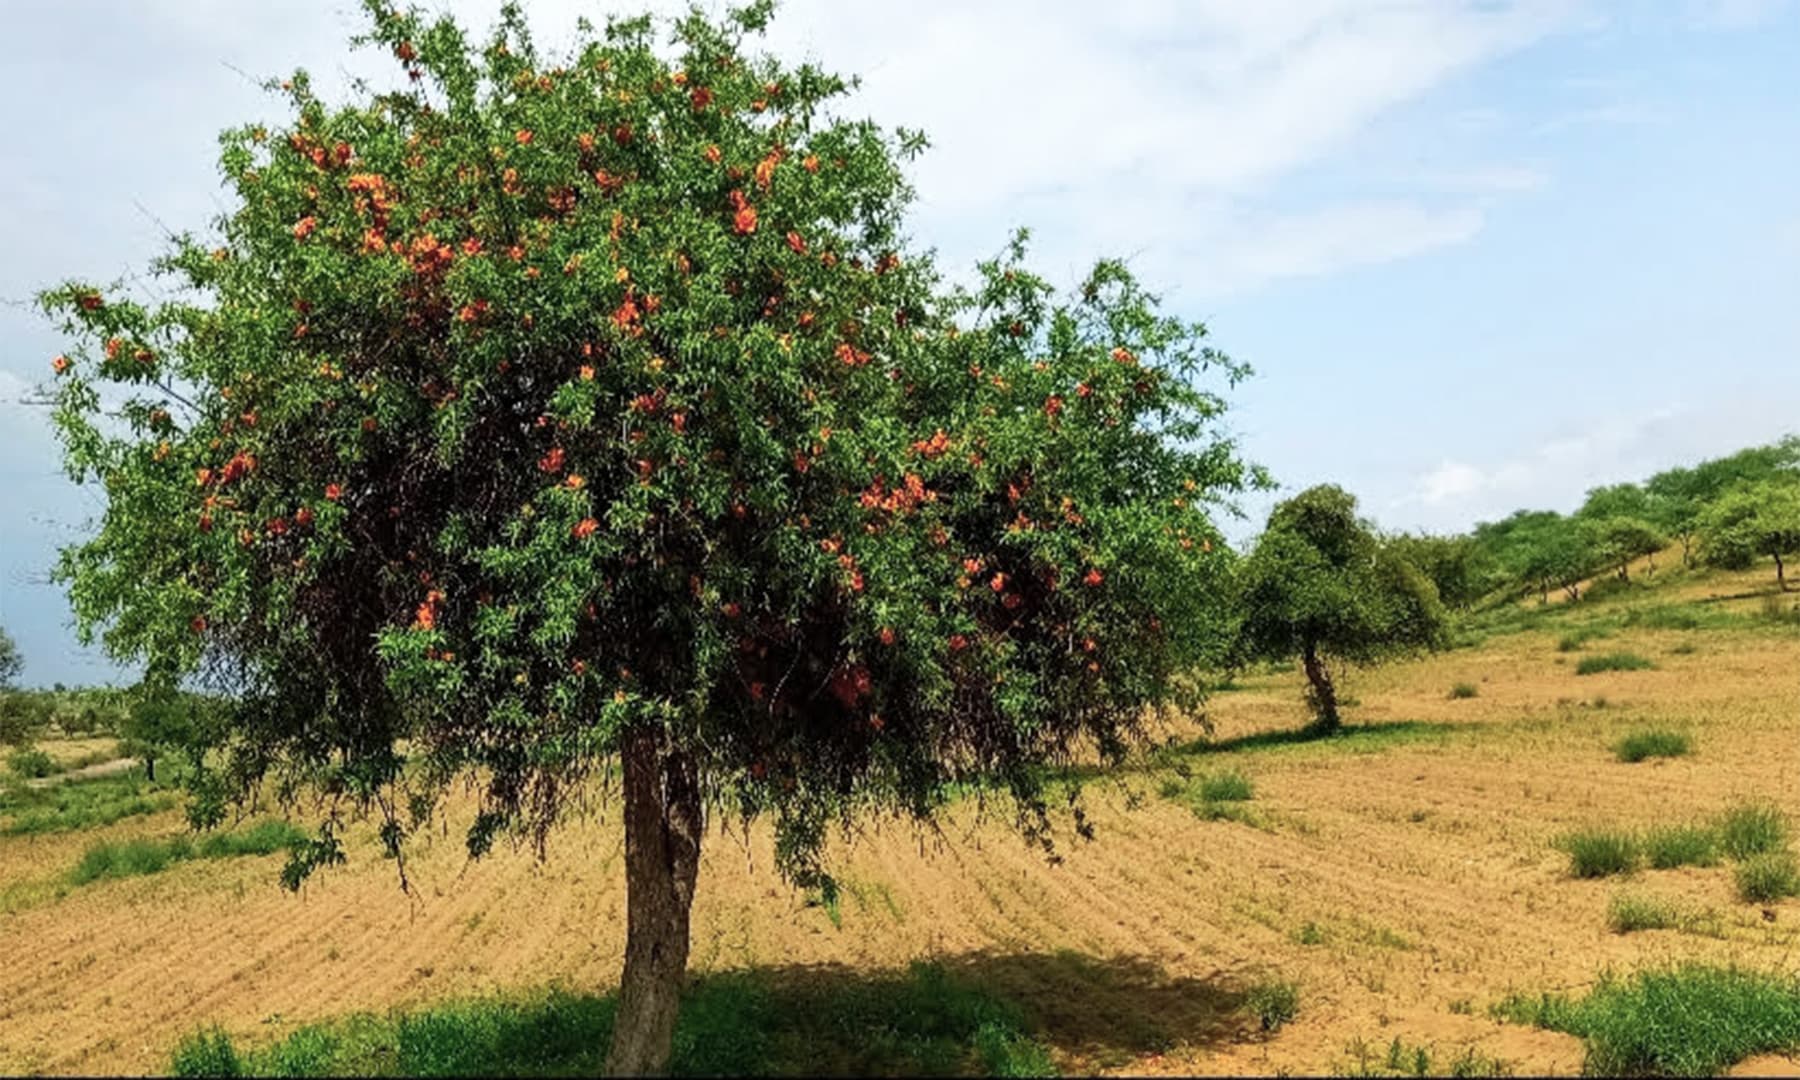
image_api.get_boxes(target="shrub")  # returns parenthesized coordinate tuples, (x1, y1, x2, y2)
(1244, 978, 1300, 1033)
(1606, 892, 1680, 934)
(1575, 652, 1655, 675)
(171, 1026, 244, 1078)
(1719, 802, 1789, 860)
(1496, 964, 1800, 1076)
(1447, 683, 1478, 700)
(1558, 829, 1639, 878)
(6, 747, 56, 779)
(70, 820, 304, 885)
(1735, 853, 1800, 904)
(1641, 824, 1721, 869)
(1198, 770, 1254, 803)
(1611, 729, 1690, 763)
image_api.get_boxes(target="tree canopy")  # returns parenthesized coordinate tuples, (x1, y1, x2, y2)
(1699, 478, 1800, 590)
(0, 627, 20, 690)
(37, 1, 1259, 1070)
(1233, 485, 1447, 731)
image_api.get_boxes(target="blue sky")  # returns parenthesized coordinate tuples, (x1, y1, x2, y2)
(2, 0, 1797, 685)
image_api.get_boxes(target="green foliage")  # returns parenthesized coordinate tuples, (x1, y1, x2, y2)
(1606, 891, 1681, 933)
(1699, 478, 1800, 585)
(1558, 829, 1639, 878)
(6, 747, 56, 779)
(1384, 533, 1493, 610)
(1611, 729, 1689, 763)
(1718, 802, 1789, 860)
(1575, 652, 1654, 675)
(1557, 626, 1610, 652)
(1734, 853, 1800, 903)
(0, 768, 181, 835)
(1244, 978, 1299, 1033)
(1447, 682, 1478, 700)
(1197, 769, 1253, 803)
(69, 820, 306, 885)
(0, 627, 20, 689)
(1589, 516, 1666, 582)
(1495, 964, 1800, 1076)
(1233, 486, 1448, 728)
(167, 963, 1054, 1077)
(1641, 824, 1720, 869)
(39, 1, 1259, 895)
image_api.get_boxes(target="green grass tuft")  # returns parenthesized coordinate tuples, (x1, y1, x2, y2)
(1557, 828, 1640, 879)
(70, 820, 306, 886)
(1735, 852, 1800, 904)
(1641, 824, 1721, 869)
(1612, 728, 1690, 763)
(1719, 802, 1789, 860)
(1606, 892, 1680, 934)
(1495, 964, 1800, 1075)
(1447, 682, 1479, 700)
(6, 747, 56, 779)
(1197, 769, 1254, 803)
(1575, 652, 1655, 676)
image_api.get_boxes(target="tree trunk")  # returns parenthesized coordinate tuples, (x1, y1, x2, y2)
(1778, 552, 1789, 593)
(144, 753, 156, 783)
(1681, 534, 1693, 569)
(605, 728, 703, 1076)
(1300, 643, 1339, 733)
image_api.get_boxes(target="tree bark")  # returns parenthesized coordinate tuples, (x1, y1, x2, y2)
(1300, 643, 1339, 733)
(605, 728, 703, 1077)
(143, 753, 156, 783)
(1778, 552, 1789, 593)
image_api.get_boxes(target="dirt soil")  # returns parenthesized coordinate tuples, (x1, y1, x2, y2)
(2, 606, 1798, 1075)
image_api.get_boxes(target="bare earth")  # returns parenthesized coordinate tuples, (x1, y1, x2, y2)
(2, 570, 1798, 1075)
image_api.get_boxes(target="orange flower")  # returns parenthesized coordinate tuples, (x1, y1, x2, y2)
(1111, 346, 1136, 365)
(51, 355, 70, 375)
(733, 203, 758, 235)
(948, 634, 969, 652)
(835, 342, 870, 367)
(704, 144, 722, 165)
(1083, 568, 1104, 588)
(293, 216, 317, 240)
(324, 482, 343, 501)
(785, 231, 806, 254)
(721, 601, 741, 618)
(565, 474, 585, 490)
(802, 154, 820, 173)
(579, 365, 595, 381)
(573, 517, 599, 539)
(515, 129, 534, 145)
(754, 150, 781, 190)
(413, 601, 436, 630)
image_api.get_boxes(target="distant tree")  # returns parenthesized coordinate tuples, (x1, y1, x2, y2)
(1699, 479, 1800, 591)
(1480, 511, 1595, 603)
(0, 627, 20, 689)
(1233, 486, 1448, 733)
(36, 3, 1258, 1071)
(119, 685, 226, 783)
(1386, 532, 1492, 610)
(1643, 467, 1706, 568)
(1591, 516, 1666, 582)
(1578, 482, 1654, 523)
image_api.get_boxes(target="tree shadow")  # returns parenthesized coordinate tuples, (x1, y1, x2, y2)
(1168, 719, 1461, 758)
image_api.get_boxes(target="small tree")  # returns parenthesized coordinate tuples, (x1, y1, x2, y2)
(38, 3, 1257, 1071)
(120, 685, 224, 782)
(1233, 486, 1448, 733)
(1591, 516, 1665, 582)
(1700, 480, 1800, 591)
(0, 627, 20, 690)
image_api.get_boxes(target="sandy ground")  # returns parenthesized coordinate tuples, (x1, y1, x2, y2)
(2, 595, 1798, 1075)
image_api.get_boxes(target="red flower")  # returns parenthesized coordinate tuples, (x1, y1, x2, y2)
(989, 572, 1007, 593)
(1083, 568, 1104, 588)
(293, 216, 318, 240)
(733, 203, 758, 235)
(785, 231, 806, 254)
(77, 292, 103, 311)
(721, 602, 741, 619)
(295, 506, 315, 527)
(515, 129, 534, 145)
(266, 517, 289, 536)
(704, 144, 722, 165)
(324, 482, 343, 501)
(573, 517, 599, 539)
(1076, 382, 1093, 398)
(948, 634, 969, 652)
(1111, 347, 1137, 365)
(539, 447, 566, 473)
(413, 601, 436, 630)
(690, 87, 713, 110)
(191, 615, 207, 634)
(51, 355, 70, 375)
(835, 342, 870, 367)
(879, 626, 896, 646)
(1044, 395, 1064, 417)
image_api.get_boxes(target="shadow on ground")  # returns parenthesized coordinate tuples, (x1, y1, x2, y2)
(170, 949, 1251, 1077)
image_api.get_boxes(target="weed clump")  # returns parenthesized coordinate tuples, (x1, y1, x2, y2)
(1558, 829, 1640, 879)
(1245, 978, 1299, 1033)
(1735, 853, 1800, 904)
(1719, 802, 1789, 860)
(1612, 728, 1690, 763)
(1447, 682, 1478, 700)
(1606, 892, 1680, 934)
(1575, 652, 1655, 676)
(1641, 824, 1721, 869)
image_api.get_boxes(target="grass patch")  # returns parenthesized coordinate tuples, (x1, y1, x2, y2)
(1558, 626, 1612, 652)
(70, 819, 306, 886)
(1735, 852, 1800, 904)
(1641, 824, 1721, 869)
(1244, 978, 1299, 1033)
(1341, 1037, 1508, 1078)
(0, 766, 182, 835)
(6, 747, 57, 779)
(1612, 728, 1690, 763)
(1575, 652, 1655, 675)
(1557, 828, 1640, 879)
(1197, 769, 1253, 803)
(1719, 802, 1789, 860)
(1606, 891, 1680, 934)
(170, 962, 1055, 1077)
(1494, 964, 1800, 1075)
(1447, 682, 1479, 700)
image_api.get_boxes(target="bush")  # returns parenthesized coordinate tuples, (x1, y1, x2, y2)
(6, 747, 56, 779)
(70, 820, 305, 885)
(1198, 770, 1254, 803)
(1611, 729, 1690, 763)
(1735, 853, 1800, 904)
(1495, 964, 1800, 1075)
(1719, 802, 1789, 860)
(1575, 652, 1655, 675)
(1447, 682, 1478, 700)
(1641, 824, 1721, 869)
(1245, 978, 1300, 1033)
(171, 1026, 244, 1078)
(1606, 892, 1681, 934)
(1558, 829, 1639, 878)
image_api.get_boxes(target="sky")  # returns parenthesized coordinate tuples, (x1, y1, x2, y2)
(2, 0, 1797, 685)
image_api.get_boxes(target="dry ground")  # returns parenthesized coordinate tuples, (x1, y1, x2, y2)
(2, 566, 1798, 1075)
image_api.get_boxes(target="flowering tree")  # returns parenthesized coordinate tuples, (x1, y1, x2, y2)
(40, 1, 1257, 1070)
